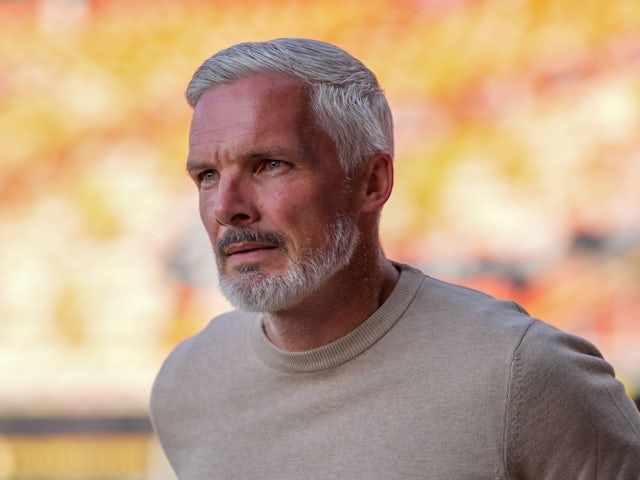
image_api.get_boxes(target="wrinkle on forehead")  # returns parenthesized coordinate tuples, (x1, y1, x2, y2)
(187, 74, 332, 166)
(188, 122, 256, 150)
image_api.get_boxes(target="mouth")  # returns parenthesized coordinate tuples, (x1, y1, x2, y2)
(224, 242, 280, 257)
(215, 229, 286, 268)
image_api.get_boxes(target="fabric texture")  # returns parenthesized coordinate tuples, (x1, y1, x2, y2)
(150, 263, 640, 479)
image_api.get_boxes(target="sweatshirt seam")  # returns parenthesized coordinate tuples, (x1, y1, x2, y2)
(603, 377, 640, 438)
(503, 318, 536, 480)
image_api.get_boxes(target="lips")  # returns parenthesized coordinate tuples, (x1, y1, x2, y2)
(224, 242, 279, 257)
(215, 229, 285, 262)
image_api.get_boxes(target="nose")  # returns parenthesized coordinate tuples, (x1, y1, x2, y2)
(208, 174, 258, 228)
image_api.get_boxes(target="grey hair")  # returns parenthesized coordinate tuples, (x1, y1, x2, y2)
(186, 38, 394, 174)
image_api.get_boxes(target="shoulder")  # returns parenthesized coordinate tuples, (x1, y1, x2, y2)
(150, 310, 253, 404)
(387, 266, 539, 413)
(397, 264, 640, 476)
(168, 310, 247, 357)
(505, 319, 640, 477)
(508, 319, 636, 418)
(397, 264, 535, 350)
(416, 270, 529, 319)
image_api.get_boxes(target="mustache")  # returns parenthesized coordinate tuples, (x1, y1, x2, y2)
(214, 228, 285, 255)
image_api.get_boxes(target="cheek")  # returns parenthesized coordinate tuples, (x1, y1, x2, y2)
(287, 203, 333, 243)
(199, 193, 220, 240)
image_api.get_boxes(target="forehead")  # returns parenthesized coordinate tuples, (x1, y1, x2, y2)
(189, 74, 312, 147)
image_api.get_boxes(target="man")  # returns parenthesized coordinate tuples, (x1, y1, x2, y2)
(150, 38, 640, 479)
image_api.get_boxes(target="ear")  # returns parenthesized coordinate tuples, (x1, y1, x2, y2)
(359, 153, 394, 213)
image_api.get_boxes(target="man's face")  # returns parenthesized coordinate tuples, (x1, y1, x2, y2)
(186, 74, 360, 312)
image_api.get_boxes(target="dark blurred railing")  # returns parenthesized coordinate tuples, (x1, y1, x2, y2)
(0, 416, 153, 480)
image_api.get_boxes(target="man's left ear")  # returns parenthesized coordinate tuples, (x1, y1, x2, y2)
(359, 153, 394, 213)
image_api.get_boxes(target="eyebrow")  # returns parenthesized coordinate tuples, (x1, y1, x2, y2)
(185, 162, 205, 174)
(185, 155, 213, 174)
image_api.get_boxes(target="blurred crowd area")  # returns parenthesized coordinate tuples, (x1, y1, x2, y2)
(1, 0, 639, 477)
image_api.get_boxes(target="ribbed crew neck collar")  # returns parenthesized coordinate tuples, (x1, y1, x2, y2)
(250, 263, 424, 372)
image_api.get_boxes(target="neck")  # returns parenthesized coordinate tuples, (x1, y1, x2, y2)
(261, 248, 399, 352)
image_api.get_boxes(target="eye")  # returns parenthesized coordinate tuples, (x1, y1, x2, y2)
(199, 170, 218, 185)
(265, 160, 283, 170)
(257, 159, 289, 175)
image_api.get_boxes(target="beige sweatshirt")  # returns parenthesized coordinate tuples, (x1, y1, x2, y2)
(150, 263, 640, 479)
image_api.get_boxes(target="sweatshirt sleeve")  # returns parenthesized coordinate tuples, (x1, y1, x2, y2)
(504, 320, 640, 479)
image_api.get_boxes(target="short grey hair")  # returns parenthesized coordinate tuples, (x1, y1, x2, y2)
(186, 38, 394, 174)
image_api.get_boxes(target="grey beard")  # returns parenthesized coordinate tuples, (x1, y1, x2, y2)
(216, 214, 360, 313)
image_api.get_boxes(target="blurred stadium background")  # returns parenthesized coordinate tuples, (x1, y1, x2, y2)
(1, 0, 639, 477)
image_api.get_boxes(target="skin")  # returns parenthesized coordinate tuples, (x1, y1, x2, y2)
(186, 73, 398, 351)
